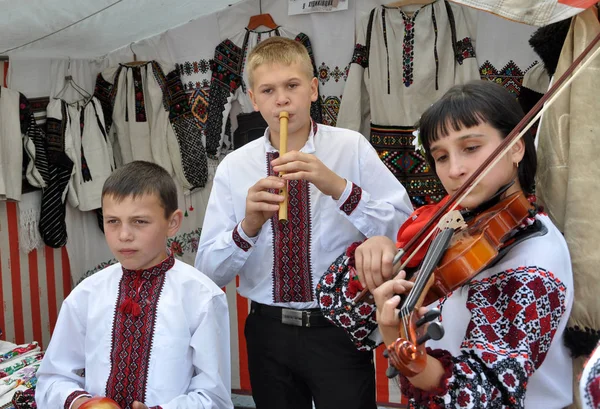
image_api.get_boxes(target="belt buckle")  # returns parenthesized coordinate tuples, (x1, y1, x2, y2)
(281, 308, 308, 327)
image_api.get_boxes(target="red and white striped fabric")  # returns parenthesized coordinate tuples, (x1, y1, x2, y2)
(0, 201, 72, 349)
(450, 0, 598, 26)
(1, 61, 73, 349)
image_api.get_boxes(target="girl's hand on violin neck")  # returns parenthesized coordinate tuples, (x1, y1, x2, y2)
(355, 236, 398, 293)
(373, 273, 414, 346)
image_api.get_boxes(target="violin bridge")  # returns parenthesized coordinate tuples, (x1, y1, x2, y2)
(438, 210, 467, 231)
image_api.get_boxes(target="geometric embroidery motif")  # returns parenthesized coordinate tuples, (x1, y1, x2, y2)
(189, 88, 210, 130)
(371, 123, 445, 208)
(318, 62, 331, 85)
(105, 257, 172, 409)
(583, 347, 600, 409)
(267, 152, 314, 303)
(132, 66, 147, 122)
(479, 60, 537, 97)
(331, 65, 348, 83)
(321, 95, 341, 127)
(465, 267, 565, 371)
(316, 252, 379, 351)
(177, 59, 211, 77)
(399, 9, 420, 87)
(402, 266, 567, 408)
(455, 37, 476, 65)
(317, 64, 348, 85)
(341, 183, 362, 216)
(351, 44, 369, 69)
(64, 391, 91, 409)
(151, 63, 209, 189)
(233, 224, 251, 252)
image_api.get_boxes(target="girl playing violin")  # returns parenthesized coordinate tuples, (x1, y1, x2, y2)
(316, 80, 574, 408)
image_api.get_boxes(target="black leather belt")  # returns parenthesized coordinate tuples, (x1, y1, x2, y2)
(250, 301, 332, 328)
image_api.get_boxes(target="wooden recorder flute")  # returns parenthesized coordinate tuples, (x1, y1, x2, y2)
(278, 111, 289, 221)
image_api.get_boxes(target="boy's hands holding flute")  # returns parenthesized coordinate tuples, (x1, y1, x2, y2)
(241, 176, 285, 237)
(271, 152, 346, 200)
(241, 154, 346, 237)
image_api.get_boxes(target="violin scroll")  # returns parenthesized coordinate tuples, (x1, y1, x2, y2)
(384, 308, 444, 378)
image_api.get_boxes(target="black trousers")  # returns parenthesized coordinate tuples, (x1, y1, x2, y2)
(245, 310, 377, 409)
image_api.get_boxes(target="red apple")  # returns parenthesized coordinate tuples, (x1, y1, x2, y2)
(79, 397, 121, 409)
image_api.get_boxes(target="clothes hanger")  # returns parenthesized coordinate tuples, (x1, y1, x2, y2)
(125, 42, 149, 66)
(247, 0, 278, 30)
(54, 58, 92, 103)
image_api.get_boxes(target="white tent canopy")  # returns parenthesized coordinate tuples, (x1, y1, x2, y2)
(0, 0, 241, 58)
(1, 0, 594, 60)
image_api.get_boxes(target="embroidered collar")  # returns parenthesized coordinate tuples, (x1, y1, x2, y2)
(263, 119, 318, 154)
(119, 252, 174, 317)
(121, 252, 175, 277)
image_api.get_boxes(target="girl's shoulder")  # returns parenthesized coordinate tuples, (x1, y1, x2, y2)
(476, 214, 572, 292)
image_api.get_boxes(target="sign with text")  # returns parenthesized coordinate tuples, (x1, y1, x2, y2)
(288, 0, 348, 15)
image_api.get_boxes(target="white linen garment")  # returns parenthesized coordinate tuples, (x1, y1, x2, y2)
(196, 122, 413, 309)
(35, 257, 233, 409)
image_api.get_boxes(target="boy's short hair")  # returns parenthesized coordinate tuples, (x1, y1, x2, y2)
(102, 161, 178, 217)
(247, 37, 314, 89)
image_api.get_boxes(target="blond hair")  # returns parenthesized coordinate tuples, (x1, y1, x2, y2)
(246, 37, 314, 89)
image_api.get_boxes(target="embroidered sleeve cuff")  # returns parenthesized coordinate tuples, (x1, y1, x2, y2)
(65, 390, 92, 409)
(398, 348, 454, 406)
(337, 181, 363, 216)
(232, 223, 255, 252)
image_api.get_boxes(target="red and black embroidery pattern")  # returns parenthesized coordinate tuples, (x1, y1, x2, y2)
(340, 183, 362, 216)
(316, 253, 379, 351)
(132, 66, 147, 123)
(105, 256, 173, 409)
(583, 345, 600, 409)
(64, 391, 90, 409)
(455, 37, 476, 65)
(400, 266, 567, 409)
(267, 152, 313, 303)
(399, 9, 420, 87)
(233, 224, 252, 252)
(351, 44, 369, 68)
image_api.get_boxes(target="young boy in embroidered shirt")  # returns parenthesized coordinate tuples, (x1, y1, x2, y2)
(195, 36, 413, 409)
(36, 161, 233, 409)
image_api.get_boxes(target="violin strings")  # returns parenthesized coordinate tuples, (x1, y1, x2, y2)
(399, 228, 447, 339)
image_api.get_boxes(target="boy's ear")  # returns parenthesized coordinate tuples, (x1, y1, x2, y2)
(167, 209, 183, 237)
(310, 77, 318, 103)
(248, 88, 260, 112)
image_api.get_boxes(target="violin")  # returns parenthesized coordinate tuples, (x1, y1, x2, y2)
(376, 29, 600, 378)
(384, 190, 534, 377)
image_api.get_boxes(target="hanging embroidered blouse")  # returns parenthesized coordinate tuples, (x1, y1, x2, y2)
(94, 61, 209, 190)
(337, 1, 480, 207)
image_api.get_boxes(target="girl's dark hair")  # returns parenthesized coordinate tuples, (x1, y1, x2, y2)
(417, 80, 537, 194)
(102, 161, 178, 217)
